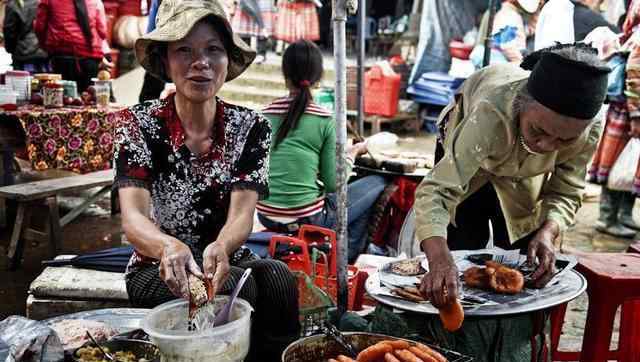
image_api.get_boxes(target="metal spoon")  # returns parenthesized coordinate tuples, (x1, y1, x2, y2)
(213, 268, 252, 327)
(85, 331, 114, 361)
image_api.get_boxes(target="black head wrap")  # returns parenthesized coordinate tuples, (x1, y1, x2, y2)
(521, 43, 610, 120)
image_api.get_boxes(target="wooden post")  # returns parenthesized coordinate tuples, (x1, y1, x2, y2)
(356, 0, 366, 135)
(333, 0, 350, 319)
(482, 0, 498, 67)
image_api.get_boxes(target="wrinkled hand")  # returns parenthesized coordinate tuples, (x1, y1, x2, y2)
(347, 141, 368, 159)
(159, 240, 203, 299)
(203, 242, 231, 297)
(630, 120, 640, 138)
(419, 254, 459, 308)
(527, 226, 558, 288)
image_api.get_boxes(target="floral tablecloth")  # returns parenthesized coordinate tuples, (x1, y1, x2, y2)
(3, 105, 123, 174)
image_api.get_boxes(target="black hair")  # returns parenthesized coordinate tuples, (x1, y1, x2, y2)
(73, 0, 93, 49)
(275, 40, 324, 147)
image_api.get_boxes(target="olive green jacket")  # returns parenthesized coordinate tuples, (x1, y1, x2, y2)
(414, 64, 602, 244)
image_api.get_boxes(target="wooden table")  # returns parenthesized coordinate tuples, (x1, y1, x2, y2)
(364, 112, 419, 135)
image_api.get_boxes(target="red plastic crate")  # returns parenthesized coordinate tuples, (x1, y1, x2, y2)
(364, 65, 401, 117)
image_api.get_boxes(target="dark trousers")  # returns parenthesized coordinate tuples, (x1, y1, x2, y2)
(139, 71, 166, 103)
(50, 56, 99, 93)
(126, 258, 300, 361)
(435, 142, 532, 252)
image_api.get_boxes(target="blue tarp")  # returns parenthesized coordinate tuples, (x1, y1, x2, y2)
(407, 72, 465, 106)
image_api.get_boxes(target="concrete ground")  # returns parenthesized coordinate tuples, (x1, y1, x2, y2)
(0, 66, 636, 355)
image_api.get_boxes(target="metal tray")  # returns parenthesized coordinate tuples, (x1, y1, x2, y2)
(366, 252, 586, 316)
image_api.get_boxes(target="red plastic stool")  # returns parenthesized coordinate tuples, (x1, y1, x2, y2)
(549, 253, 640, 362)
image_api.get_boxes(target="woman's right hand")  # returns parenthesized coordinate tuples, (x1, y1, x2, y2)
(159, 239, 203, 299)
(419, 237, 459, 308)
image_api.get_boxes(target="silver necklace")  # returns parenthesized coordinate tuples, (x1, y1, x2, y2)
(519, 135, 543, 155)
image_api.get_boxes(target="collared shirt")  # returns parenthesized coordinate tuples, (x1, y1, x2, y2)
(113, 95, 271, 274)
(414, 64, 602, 245)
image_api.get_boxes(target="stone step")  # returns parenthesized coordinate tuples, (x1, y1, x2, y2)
(218, 83, 287, 105)
(243, 58, 337, 80)
(227, 73, 287, 90)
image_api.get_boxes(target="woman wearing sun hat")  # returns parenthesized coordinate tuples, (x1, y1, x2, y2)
(113, 0, 299, 359)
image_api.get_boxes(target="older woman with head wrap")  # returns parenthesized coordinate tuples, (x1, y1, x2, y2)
(413, 43, 608, 358)
(112, 0, 299, 359)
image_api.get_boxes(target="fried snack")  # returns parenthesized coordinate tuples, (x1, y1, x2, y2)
(463, 266, 492, 289)
(485, 261, 524, 294)
(408, 346, 438, 362)
(336, 355, 356, 362)
(383, 340, 411, 350)
(438, 299, 464, 332)
(393, 349, 422, 362)
(403, 287, 422, 296)
(391, 288, 426, 303)
(356, 342, 394, 362)
(415, 343, 447, 362)
(188, 274, 208, 307)
(390, 258, 425, 276)
(385, 352, 401, 362)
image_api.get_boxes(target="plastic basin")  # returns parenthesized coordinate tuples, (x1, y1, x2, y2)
(142, 296, 253, 362)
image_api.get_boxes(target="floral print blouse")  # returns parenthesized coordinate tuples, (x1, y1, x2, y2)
(113, 95, 271, 275)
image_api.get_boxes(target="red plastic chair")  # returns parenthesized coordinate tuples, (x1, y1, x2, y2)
(549, 253, 640, 362)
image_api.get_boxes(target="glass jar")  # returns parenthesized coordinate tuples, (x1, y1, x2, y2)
(93, 81, 110, 108)
(43, 83, 64, 108)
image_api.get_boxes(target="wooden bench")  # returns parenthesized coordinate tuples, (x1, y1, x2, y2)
(0, 169, 115, 270)
(27, 255, 129, 320)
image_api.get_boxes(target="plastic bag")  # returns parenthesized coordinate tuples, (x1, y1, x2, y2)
(0, 316, 64, 362)
(608, 138, 640, 192)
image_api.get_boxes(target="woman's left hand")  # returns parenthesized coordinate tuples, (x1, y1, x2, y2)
(527, 222, 558, 288)
(203, 241, 231, 297)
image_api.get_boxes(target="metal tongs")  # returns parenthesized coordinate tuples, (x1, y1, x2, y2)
(322, 321, 358, 358)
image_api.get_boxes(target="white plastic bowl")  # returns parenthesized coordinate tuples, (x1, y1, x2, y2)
(142, 296, 253, 362)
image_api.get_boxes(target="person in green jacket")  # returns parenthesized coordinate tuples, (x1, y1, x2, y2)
(258, 40, 387, 261)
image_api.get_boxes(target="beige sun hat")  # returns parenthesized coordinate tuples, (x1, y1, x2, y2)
(517, 0, 541, 13)
(135, 0, 256, 82)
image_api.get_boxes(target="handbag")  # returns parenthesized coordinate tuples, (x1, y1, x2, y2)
(607, 138, 640, 192)
(606, 53, 628, 103)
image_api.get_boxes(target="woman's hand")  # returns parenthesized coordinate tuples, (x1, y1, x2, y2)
(159, 239, 203, 299)
(347, 141, 368, 159)
(630, 119, 640, 138)
(203, 241, 231, 297)
(419, 237, 459, 308)
(527, 221, 559, 288)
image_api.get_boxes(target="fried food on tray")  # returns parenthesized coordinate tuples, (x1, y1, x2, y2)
(462, 261, 525, 294)
(463, 266, 492, 289)
(330, 339, 449, 362)
(438, 299, 464, 332)
(391, 287, 426, 303)
(485, 261, 524, 294)
(389, 258, 426, 276)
